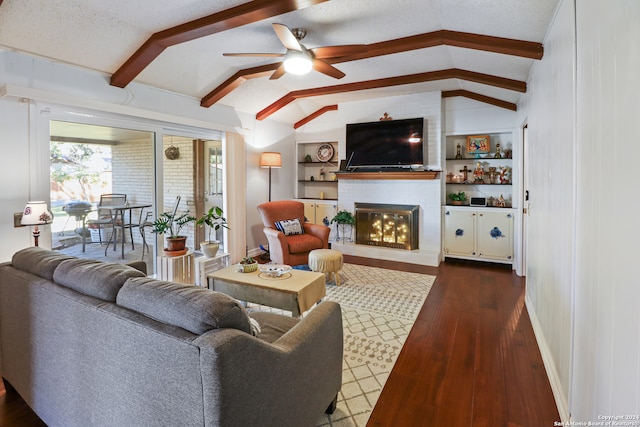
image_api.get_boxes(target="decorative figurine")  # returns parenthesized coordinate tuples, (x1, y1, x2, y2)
(473, 161, 485, 182)
(460, 165, 472, 183)
(497, 194, 506, 208)
(499, 166, 510, 184)
(488, 166, 498, 184)
(455, 143, 463, 159)
(494, 142, 502, 158)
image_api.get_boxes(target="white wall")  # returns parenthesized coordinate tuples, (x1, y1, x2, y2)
(571, 0, 640, 420)
(516, 0, 576, 418)
(519, 0, 640, 421)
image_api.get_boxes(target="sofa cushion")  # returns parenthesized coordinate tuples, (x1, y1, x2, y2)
(287, 233, 324, 254)
(117, 277, 252, 335)
(53, 258, 146, 302)
(249, 311, 299, 343)
(275, 218, 304, 236)
(11, 247, 75, 281)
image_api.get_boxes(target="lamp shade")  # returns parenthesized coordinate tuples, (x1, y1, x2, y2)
(283, 50, 312, 75)
(260, 152, 282, 168)
(21, 201, 53, 226)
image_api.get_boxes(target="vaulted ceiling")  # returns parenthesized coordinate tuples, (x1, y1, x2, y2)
(0, 0, 560, 125)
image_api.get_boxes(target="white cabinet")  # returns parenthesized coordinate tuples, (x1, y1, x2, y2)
(443, 207, 514, 263)
(303, 201, 337, 227)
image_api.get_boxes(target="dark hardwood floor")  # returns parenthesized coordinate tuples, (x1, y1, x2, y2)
(362, 256, 560, 427)
(0, 257, 559, 426)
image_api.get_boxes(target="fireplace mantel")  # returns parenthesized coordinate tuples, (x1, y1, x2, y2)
(335, 171, 440, 180)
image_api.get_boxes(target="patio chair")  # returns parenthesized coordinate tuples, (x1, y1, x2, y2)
(140, 196, 181, 259)
(87, 194, 126, 244)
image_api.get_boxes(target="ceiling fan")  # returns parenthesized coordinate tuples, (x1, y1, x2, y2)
(223, 23, 367, 80)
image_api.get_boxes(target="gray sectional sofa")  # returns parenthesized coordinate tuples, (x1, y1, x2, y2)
(0, 247, 343, 427)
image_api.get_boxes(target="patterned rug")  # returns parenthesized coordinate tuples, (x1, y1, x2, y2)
(316, 264, 435, 426)
(247, 263, 435, 426)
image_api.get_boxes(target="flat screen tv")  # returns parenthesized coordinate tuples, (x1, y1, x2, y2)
(345, 117, 425, 169)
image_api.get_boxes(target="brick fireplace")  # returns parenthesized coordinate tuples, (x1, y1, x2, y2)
(355, 203, 419, 250)
(333, 172, 442, 267)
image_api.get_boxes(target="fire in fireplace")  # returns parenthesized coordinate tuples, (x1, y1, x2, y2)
(354, 203, 419, 250)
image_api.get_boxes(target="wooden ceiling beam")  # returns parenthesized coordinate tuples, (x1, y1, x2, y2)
(202, 29, 542, 107)
(442, 89, 517, 111)
(110, 0, 328, 88)
(201, 64, 276, 107)
(293, 105, 338, 129)
(256, 68, 526, 120)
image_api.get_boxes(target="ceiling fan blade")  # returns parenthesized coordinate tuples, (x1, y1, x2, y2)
(312, 59, 346, 79)
(223, 53, 284, 57)
(269, 64, 287, 80)
(272, 23, 302, 51)
(311, 44, 368, 59)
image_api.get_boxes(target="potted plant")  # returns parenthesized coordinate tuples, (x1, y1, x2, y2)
(331, 210, 355, 243)
(239, 256, 258, 273)
(448, 191, 467, 206)
(152, 211, 196, 254)
(196, 206, 228, 258)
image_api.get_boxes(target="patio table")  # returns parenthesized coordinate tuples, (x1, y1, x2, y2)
(102, 203, 152, 259)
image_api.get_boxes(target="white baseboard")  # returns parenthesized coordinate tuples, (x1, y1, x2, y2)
(525, 295, 570, 423)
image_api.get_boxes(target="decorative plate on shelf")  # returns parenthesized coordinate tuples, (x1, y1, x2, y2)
(316, 144, 334, 162)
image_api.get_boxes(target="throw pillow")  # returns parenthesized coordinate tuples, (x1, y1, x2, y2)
(274, 218, 304, 236)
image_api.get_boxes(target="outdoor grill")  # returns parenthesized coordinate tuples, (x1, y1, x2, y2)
(63, 202, 92, 219)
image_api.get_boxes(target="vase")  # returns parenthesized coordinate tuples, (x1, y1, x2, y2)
(166, 236, 187, 252)
(200, 241, 220, 258)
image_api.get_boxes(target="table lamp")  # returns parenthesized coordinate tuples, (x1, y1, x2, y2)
(259, 152, 282, 202)
(21, 201, 53, 247)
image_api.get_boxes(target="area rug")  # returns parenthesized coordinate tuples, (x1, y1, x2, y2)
(246, 263, 435, 427)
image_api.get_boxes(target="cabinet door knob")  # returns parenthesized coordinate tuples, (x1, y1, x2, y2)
(445, 211, 450, 215)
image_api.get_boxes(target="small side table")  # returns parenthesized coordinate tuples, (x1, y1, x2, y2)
(194, 252, 231, 287)
(157, 251, 195, 284)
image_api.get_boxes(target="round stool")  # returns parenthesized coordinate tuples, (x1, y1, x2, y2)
(308, 249, 343, 286)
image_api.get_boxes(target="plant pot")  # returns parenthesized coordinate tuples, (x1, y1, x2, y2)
(450, 200, 465, 206)
(239, 261, 259, 273)
(166, 236, 187, 252)
(200, 241, 220, 258)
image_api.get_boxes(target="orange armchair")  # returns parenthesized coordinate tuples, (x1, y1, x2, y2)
(257, 200, 330, 266)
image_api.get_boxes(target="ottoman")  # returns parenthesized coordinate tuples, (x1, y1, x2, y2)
(308, 249, 343, 286)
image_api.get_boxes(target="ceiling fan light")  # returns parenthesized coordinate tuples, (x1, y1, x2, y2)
(283, 50, 312, 75)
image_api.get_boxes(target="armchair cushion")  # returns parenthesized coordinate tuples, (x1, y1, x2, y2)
(287, 233, 324, 254)
(275, 218, 304, 236)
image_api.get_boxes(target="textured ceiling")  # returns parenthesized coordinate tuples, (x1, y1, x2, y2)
(0, 0, 560, 124)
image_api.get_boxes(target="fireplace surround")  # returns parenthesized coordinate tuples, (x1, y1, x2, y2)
(354, 203, 419, 250)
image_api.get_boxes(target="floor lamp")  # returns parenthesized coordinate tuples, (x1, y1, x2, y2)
(260, 152, 282, 202)
(21, 201, 53, 247)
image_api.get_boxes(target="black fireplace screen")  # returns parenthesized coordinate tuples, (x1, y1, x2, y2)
(354, 203, 419, 250)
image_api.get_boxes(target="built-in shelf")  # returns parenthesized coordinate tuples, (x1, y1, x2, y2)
(447, 182, 512, 186)
(335, 171, 440, 180)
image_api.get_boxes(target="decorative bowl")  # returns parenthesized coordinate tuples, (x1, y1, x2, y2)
(258, 264, 292, 277)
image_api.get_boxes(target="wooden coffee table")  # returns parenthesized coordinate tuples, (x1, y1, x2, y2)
(207, 265, 326, 317)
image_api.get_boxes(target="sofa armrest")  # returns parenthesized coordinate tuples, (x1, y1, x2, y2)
(196, 301, 343, 427)
(303, 223, 330, 248)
